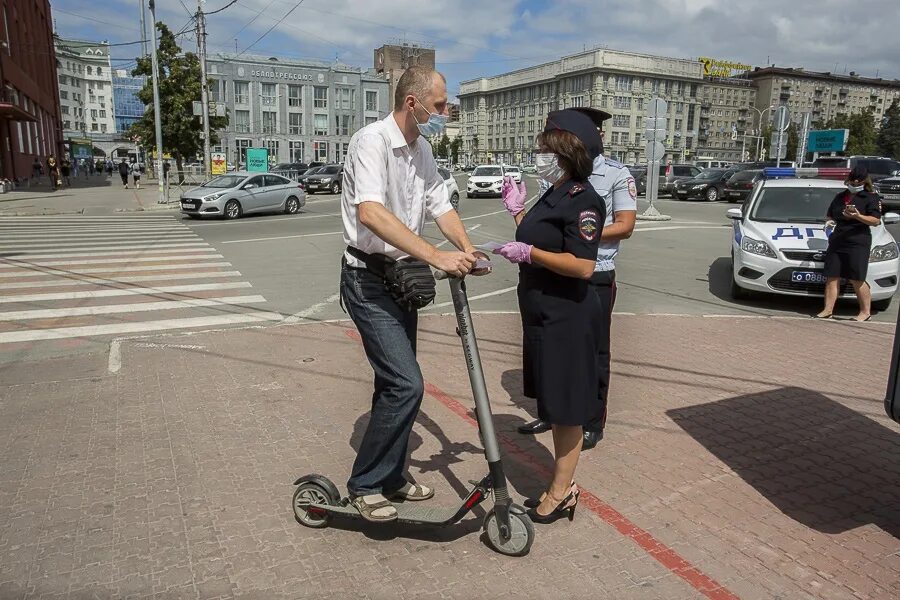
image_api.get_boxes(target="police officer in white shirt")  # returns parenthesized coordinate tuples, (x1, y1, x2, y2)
(340, 66, 491, 522)
(518, 107, 636, 451)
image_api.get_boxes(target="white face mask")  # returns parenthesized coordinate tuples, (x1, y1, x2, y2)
(535, 153, 564, 185)
(847, 183, 864, 194)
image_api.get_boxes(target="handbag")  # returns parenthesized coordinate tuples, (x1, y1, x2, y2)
(346, 246, 436, 311)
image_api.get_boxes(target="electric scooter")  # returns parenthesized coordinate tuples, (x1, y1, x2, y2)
(292, 271, 535, 556)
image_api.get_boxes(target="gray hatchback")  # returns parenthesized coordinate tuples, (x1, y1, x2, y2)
(180, 172, 306, 219)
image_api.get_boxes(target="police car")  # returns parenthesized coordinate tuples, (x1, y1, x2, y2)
(728, 167, 900, 310)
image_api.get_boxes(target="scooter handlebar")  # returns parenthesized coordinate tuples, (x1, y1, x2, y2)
(433, 269, 450, 281)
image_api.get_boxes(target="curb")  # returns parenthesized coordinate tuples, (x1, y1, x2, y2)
(0, 203, 180, 217)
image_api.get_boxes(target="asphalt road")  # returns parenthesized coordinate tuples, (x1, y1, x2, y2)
(183, 172, 900, 323)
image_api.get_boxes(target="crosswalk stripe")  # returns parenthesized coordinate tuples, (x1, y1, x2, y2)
(0, 226, 188, 233)
(0, 270, 243, 289)
(5, 242, 207, 254)
(9, 247, 219, 260)
(0, 255, 224, 269)
(0, 216, 177, 221)
(0, 295, 267, 321)
(0, 311, 282, 343)
(1, 232, 200, 241)
(0, 281, 252, 304)
(0, 238, 202, 249)
(0, 262, 233, 278)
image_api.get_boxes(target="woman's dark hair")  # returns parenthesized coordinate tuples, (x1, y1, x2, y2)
(536, 129, 593, 181)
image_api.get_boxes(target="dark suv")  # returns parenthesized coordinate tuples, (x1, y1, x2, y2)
(810, 156, 900, 182)
(657, 164, 702, 196)
(303, 164, 344, 194)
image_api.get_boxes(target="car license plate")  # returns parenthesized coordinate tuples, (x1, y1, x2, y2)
(791, 270, 826, 284)
(181, 202, 195, 209)
(728, 191, 741, 197)
(882, 193, 900, 200)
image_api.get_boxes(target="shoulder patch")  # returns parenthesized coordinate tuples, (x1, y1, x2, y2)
(569, 183, 585, 197)
(605, 159, 625, 168)
(627, 176, 637, 200)
(578, 210, 599, 241)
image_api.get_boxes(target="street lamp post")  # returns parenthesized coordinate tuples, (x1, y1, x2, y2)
(747, 104, 774, 161)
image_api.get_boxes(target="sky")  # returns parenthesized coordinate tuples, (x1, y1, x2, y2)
(52, 0, 900, 99)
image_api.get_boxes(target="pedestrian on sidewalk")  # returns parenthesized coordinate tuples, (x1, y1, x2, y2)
(515, 108, 636, 452)
(118, 159, 130, 189)
(339, 65, 490, 523)
(31, 158, 43, 184)
(131, 159, 142, 189)
(105, 159, 113, 177)
(46, 156, 61, 191)
(492, 109, 606, 525)
(815, 165, 882, 322)
(61, 158, 72, 187)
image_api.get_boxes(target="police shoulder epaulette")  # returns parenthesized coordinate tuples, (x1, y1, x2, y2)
(569, 183, 585, 196)
(605, 159, 625, 168)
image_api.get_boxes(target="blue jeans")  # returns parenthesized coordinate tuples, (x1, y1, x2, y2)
(341, 263, 424, 497)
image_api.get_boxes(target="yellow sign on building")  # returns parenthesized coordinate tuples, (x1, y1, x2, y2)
(699, 57, 752, 78)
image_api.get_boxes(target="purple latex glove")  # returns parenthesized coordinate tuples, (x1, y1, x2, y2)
(493, 241, 533, 264)
(501, 176, 527, 216)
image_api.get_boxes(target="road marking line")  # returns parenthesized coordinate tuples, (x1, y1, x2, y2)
(2, 310, 281, 344)
(0, 234, 201, 243)
(435, 223, 482, 249)
(0, 270, 243, 289)
(425, 284, 517, 310)
(220, 231, 342, 244)
(0, 226, 189, 234)
(0, 294, 267, 320)
(0, 255, 225, 268)
(634, 225, 726, 232)
(0, 281, 251, 303)
(0, 240, 204, 250)
(282, 292, 342, 324)
(0, 262, 233, 278)
(7, 247, 219, 260)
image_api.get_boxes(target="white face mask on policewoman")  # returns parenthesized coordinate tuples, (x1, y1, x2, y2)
(413, 98, 449, 137)
(847, 183, 865, 194)
(535, 153, 565, 185)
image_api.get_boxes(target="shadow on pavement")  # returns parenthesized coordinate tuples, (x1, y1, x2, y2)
(668, 387, 900, 539)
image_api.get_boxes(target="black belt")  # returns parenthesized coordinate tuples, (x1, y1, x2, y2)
(590, 270, 616, 286)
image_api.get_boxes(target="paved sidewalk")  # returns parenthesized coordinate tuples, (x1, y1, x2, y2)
(0, 314, 898, 599)
(0, 177, 178, 215)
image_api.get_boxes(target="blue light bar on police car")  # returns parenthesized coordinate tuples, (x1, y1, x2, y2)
(762, 167, 850, 180)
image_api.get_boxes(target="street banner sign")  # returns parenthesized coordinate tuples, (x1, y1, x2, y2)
(246, 148, 269, 172)
(807, 129, 849, 153)
(211, 152, 227, 175)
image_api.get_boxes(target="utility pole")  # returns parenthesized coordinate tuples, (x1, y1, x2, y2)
(797, 112, 811, 167)
(148, 0, 166, 204)
(139, 0, 148, 57)
(197, 0, 211, 178)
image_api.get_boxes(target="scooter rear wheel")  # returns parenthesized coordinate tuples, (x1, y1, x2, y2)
(293, 475, 340, 529)
(483, 505, 534, 556)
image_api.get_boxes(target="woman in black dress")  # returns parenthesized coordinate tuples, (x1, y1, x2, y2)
(815, 166, 882, 321)
(492, 109, 606, 524)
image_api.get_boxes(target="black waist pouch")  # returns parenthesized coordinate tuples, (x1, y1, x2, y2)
(347, 246, 436, 311)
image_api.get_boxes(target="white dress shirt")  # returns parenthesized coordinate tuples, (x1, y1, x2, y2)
(342, 114, 452, 267)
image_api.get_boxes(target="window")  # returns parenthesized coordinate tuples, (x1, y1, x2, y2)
(314, 114, 328, 135)
(210, 79, 224, 103)
(97, 67, 102, 76)
(616, 75, 632, 91)
(335, 142, 350, 163)
(365, 90, 378, 112)
(635, 97, 644, 111)
(87, 66, 92, 75)
(62, 106, 69, 115)
(235, 139, 251, 163)
(101, 124, 107, 133)
(289, 113, 302, 135)
(611, 132, 620, 144)
(675, 118, 683, 130)
(314, 86, 328, 109)
(262, 111, 277, 134)
(314, 140, 328, 162)
(63, 120, 71, 129)
(289, 141, 304, 162)
(99, 110, 106, 118)
(91, 123, 98, 131)
(335, 114, 351, 136)
(687, 104, 696, 129)
(265, 140, 279, 160)
(234, 81, 249, 104)
(571, 96, 584, 108)
(234, 110, 250, 133)
(287, 84, 303, 107)
(365, 116, 377, 126)
(651, 79, 660, 93)
(614, 96, 631, 109)
(613, 114, 630, 128)
(601, 95, 607, 108)
(261, 83, 276, 106)
(336, 87, 352, 110)
(91, 109, 97, 118)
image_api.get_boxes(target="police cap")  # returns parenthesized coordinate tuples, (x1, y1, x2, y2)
(848, 165, 868, 181)
(543, 109, 602, 159)
(570, 107, 613, 127)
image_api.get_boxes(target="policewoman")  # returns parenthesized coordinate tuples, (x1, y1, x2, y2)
(816, 165, 882, 322)
(493, 109, 606, 524)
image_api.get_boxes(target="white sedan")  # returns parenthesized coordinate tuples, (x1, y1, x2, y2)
(728, 168, 900, 310)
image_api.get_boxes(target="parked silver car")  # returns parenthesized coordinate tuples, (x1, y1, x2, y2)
(438, 167, 460, 211)
(180, 172, 306, 219)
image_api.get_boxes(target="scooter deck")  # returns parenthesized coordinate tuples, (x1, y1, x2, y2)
(309, 501, 463, 524)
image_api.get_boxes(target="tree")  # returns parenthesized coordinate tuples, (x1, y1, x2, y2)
(434, 134, 450, 159)
(877, 99, 900, 160)
(449, 137, 462, 165)
(130, 22, 228, 175)
(786, 123, 799, 163)
(820, 108, 877, 156)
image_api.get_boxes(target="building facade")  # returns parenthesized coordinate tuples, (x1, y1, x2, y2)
(697, 77, 757, 162)
(458, 48, 707, 166)
(374, 43, 435, 110)
(54, 37, 116, 138)
(207, 54, 390, 166)
(112, 70, 146, 133)
(748, 67, 900, 130)
(0, 0, 63, 182)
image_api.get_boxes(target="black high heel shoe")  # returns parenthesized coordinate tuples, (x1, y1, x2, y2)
(526, 486, 579, 524)
(523, 480, 575, 509)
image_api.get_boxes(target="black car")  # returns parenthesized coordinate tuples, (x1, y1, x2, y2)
(273, 162, 308, 172)
(303, 164, 344, 194)
(672, 168, 738, 201)
(296, 166, 325, 188)
(723, 169, 763, 203)
(875, 176, 900, 210)
(628, 166, 647, 196)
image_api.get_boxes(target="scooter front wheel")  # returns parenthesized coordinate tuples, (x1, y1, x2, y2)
(292, 474, 340, 529)
(483, 505, 534, 556)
